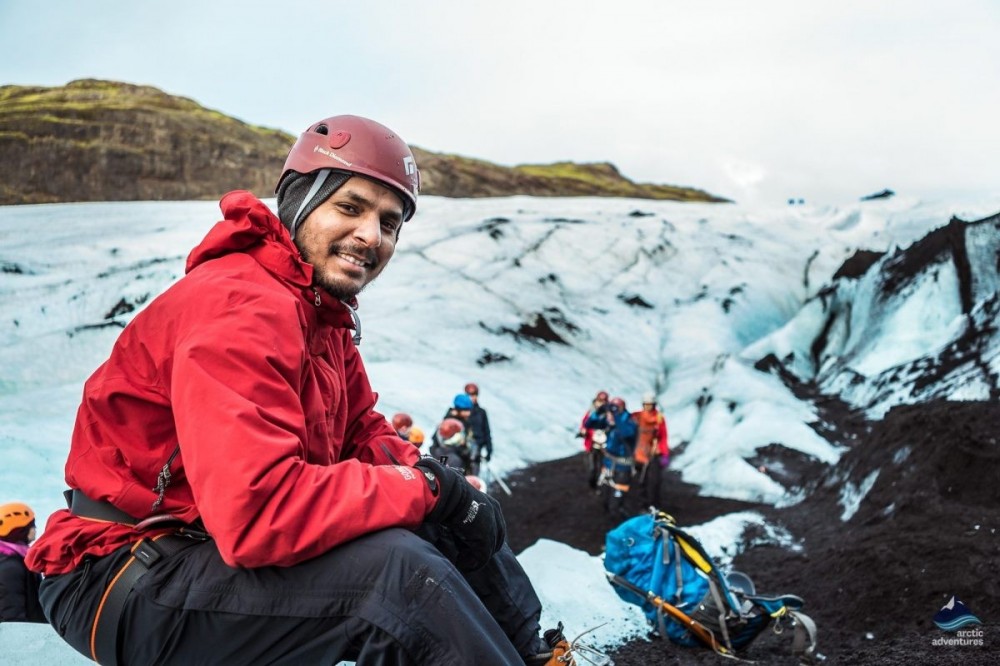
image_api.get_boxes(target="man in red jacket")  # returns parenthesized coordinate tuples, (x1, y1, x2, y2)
(28, 115, 576, 666)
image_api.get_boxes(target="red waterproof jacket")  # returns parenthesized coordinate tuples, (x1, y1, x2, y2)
(579, 403, 603, 452)
(27, 192, 433, 575)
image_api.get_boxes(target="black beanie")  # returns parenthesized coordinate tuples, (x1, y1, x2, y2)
(276, 169, 353, 239)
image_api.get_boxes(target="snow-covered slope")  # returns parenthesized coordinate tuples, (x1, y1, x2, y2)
(3, 194, 1000, 518)
(2, 193, 999, 662)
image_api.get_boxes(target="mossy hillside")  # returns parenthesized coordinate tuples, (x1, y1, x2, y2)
(1, 79, 728, 204)
(0, 79, 286, 141)
(0, 79, 293, 204)
(411, 148, 727, 202)
(514, 161, 726, 202)
(0, 80, 291, 156)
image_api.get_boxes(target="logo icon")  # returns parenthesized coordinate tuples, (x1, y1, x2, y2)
(933, 596, 982, 632)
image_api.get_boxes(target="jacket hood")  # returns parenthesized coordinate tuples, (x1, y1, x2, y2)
(185, 191, 359, 326)
(186, 191, 312, 286)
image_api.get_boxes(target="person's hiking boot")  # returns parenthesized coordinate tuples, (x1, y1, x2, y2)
(525, 623, 576, 665)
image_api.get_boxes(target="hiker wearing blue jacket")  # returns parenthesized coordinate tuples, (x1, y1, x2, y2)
(586, 397, 637, 517)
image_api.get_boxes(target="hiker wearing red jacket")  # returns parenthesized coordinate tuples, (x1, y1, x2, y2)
(632, 392, 670, 510)
(27, 115, 576, 666)
(578, 390, 611, 488)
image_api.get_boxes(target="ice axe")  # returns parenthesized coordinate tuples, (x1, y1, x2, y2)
(481, 459, 512, 496)
(605, 572, 733, 658)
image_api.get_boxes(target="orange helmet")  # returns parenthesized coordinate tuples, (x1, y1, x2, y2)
(277, 115, 419, 221)
(437, 418, 466, 447)
(408, 426, 425, 445)
(0, 502, 35, 539)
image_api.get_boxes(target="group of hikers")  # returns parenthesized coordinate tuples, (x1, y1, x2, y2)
(2, 383, 671, 647)
(0, 105, 821, 665)
(7, 114, 582, 665)
(579, 390, 670, 519)
(391, 382, 495, 487)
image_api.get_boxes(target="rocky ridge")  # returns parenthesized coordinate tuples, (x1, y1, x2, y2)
(0, 79, 728, 205)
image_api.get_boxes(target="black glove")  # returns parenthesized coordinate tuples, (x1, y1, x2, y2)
(415, 456, 506, 572)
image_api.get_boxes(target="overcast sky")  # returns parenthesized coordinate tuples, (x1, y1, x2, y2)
(2, 0, 998, 205)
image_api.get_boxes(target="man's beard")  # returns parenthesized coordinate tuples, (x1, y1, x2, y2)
(315, 271, 364, 301)
(298, 240, 378, 301)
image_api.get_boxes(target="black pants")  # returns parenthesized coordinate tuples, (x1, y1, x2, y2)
(40, 526, 543, 665)
(637, 461, 664, 510)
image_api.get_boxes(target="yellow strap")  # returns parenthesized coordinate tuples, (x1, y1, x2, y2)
(675, 535, 713, 573)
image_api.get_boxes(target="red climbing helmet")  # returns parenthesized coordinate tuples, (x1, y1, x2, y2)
(277, 115, 420, 220)
(391, 412, 413, 432)
(437, 418, 466, 446)
(464, 382, 479, 396)
(595, 391, 609, 402)
(610, 396, 627, 411)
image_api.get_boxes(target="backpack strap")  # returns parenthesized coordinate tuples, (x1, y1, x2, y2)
(707, 579, 734, 650)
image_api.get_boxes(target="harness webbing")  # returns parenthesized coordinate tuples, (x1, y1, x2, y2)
(65, 489, 208, 666)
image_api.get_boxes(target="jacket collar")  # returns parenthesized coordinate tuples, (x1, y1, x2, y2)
(0, 539, 29, 558)
(186, 191, 358, 332)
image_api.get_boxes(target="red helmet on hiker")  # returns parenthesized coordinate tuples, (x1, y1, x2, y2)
(277, 115, 420, 220)
(464, 382, 479, 396)
(437, 418, 465, 446)
(610, 397, 626, 411)
(595, 391, 609, 402)
(391, 413, 413, 432)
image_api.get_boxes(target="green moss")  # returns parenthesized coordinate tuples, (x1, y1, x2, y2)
(0, 80, 285, 135)
(0, 79, 728, 204)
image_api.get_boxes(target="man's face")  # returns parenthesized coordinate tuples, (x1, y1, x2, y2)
(295, 176, 404, 301)
(643, 402, 656, 412)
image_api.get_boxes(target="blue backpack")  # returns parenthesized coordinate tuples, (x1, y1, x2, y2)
(604, 511, 819, 660)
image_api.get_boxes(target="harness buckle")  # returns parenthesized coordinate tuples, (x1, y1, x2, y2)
(132, 538, 163, 568)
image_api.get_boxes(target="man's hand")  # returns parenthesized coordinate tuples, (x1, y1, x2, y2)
(415, 457, 506, 572)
